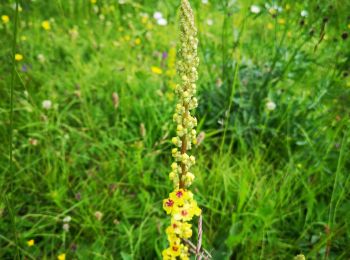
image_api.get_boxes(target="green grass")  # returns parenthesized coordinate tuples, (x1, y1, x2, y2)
(1, 0, 350, 259)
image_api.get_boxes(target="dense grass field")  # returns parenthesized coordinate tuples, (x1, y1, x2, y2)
(1, 0, 350, 259)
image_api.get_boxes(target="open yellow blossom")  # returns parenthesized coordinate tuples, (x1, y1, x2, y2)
(15, 54, 23, 61)
(27, 239, 34, 246)
(151, 66, 163, 75)
(42, 20, 51, 30)
(169, 189, 193, 205)
(163, 198, 175, 214)
(1, 15, 9, 24)
(57, 253, 66, 260)
(90, 0, 97, 3)
(134, 38, 141, 45)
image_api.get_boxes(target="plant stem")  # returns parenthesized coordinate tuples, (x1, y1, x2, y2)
(8, 0, 20, 259)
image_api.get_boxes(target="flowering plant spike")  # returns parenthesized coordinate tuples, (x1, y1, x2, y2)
(162, 0, 201, 259)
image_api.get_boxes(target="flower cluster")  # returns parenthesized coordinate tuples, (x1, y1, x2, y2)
(163, 1, 201, 259)
(163, 189, 201, 259)
(169, 0, 199, 189)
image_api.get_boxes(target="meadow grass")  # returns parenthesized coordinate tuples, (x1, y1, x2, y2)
(1, 0, 350, 259)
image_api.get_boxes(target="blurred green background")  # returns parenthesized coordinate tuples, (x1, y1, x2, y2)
(1, 0, 350, 259)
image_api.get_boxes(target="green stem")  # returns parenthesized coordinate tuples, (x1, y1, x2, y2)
(8, 1, 20, 258)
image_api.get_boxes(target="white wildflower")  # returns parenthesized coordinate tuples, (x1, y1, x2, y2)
(300, 10, 308, 17)
(250, 5, 261, 14)
(266, 100, 276, 111)
(157, 18, 167, 26)
(153, 11, 163, 20)
(42, 100, 52, 110)
(63, 216, 72, 223)
(37, 54, 45, 63)
(206, 19, 213, 26)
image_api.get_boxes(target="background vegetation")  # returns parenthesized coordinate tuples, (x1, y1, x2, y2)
(1, 0, 350, 259)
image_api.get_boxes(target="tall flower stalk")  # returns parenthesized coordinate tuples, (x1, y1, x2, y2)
(162, 0, 201, 259)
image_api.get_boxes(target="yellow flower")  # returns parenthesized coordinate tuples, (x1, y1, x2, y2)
(57, 253, 66, 260)
(1, 15, 9, 24)
(278, 18, 286, 25)
(141, 16, 148, 24)
(163, 198, 175, 214)
(167, 220, 193, 239)
(167, 238, 182, 257)
(169, 189, 192, 206)
(124, 35, 130, 42)
(27, 239, 34, 247)
(180, 222, 192, 238)
(15, 54, 23, 61)
(42, 20, 51, 30)
(146, 22, 153, 30)
(173, 199, 201, 222)
(267, 23, 274, 30)
(134, 38, 141, 45)
(90, 0, 97, 3)
(162, 248, 177, 260)
(151, 66, 163, 75)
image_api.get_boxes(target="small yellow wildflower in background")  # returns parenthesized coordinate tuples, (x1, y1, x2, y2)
(151, 66, 162, 75)
(15, 54, 23, 61)
(134, 38, 141, 45)
(27, 239, 35, 247)
(90, 0, 97, 4)
(1, 15, 9, 24)
(42, 20, 51, 30)
(146, 22, 153, 30)
(57, 253, 66, 260)
(124, 35, 130, 42)
(141, 15, 148, 24)
(278, 18, 286, 25)
(267, 23, 274, 30)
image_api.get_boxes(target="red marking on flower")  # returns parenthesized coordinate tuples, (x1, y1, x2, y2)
(172, 223, 178, 228)
(181, 210, 188, 216)
(166, 199, 174, 207)
(172, 246, 179, 252)
(176, 191, 183, 198)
